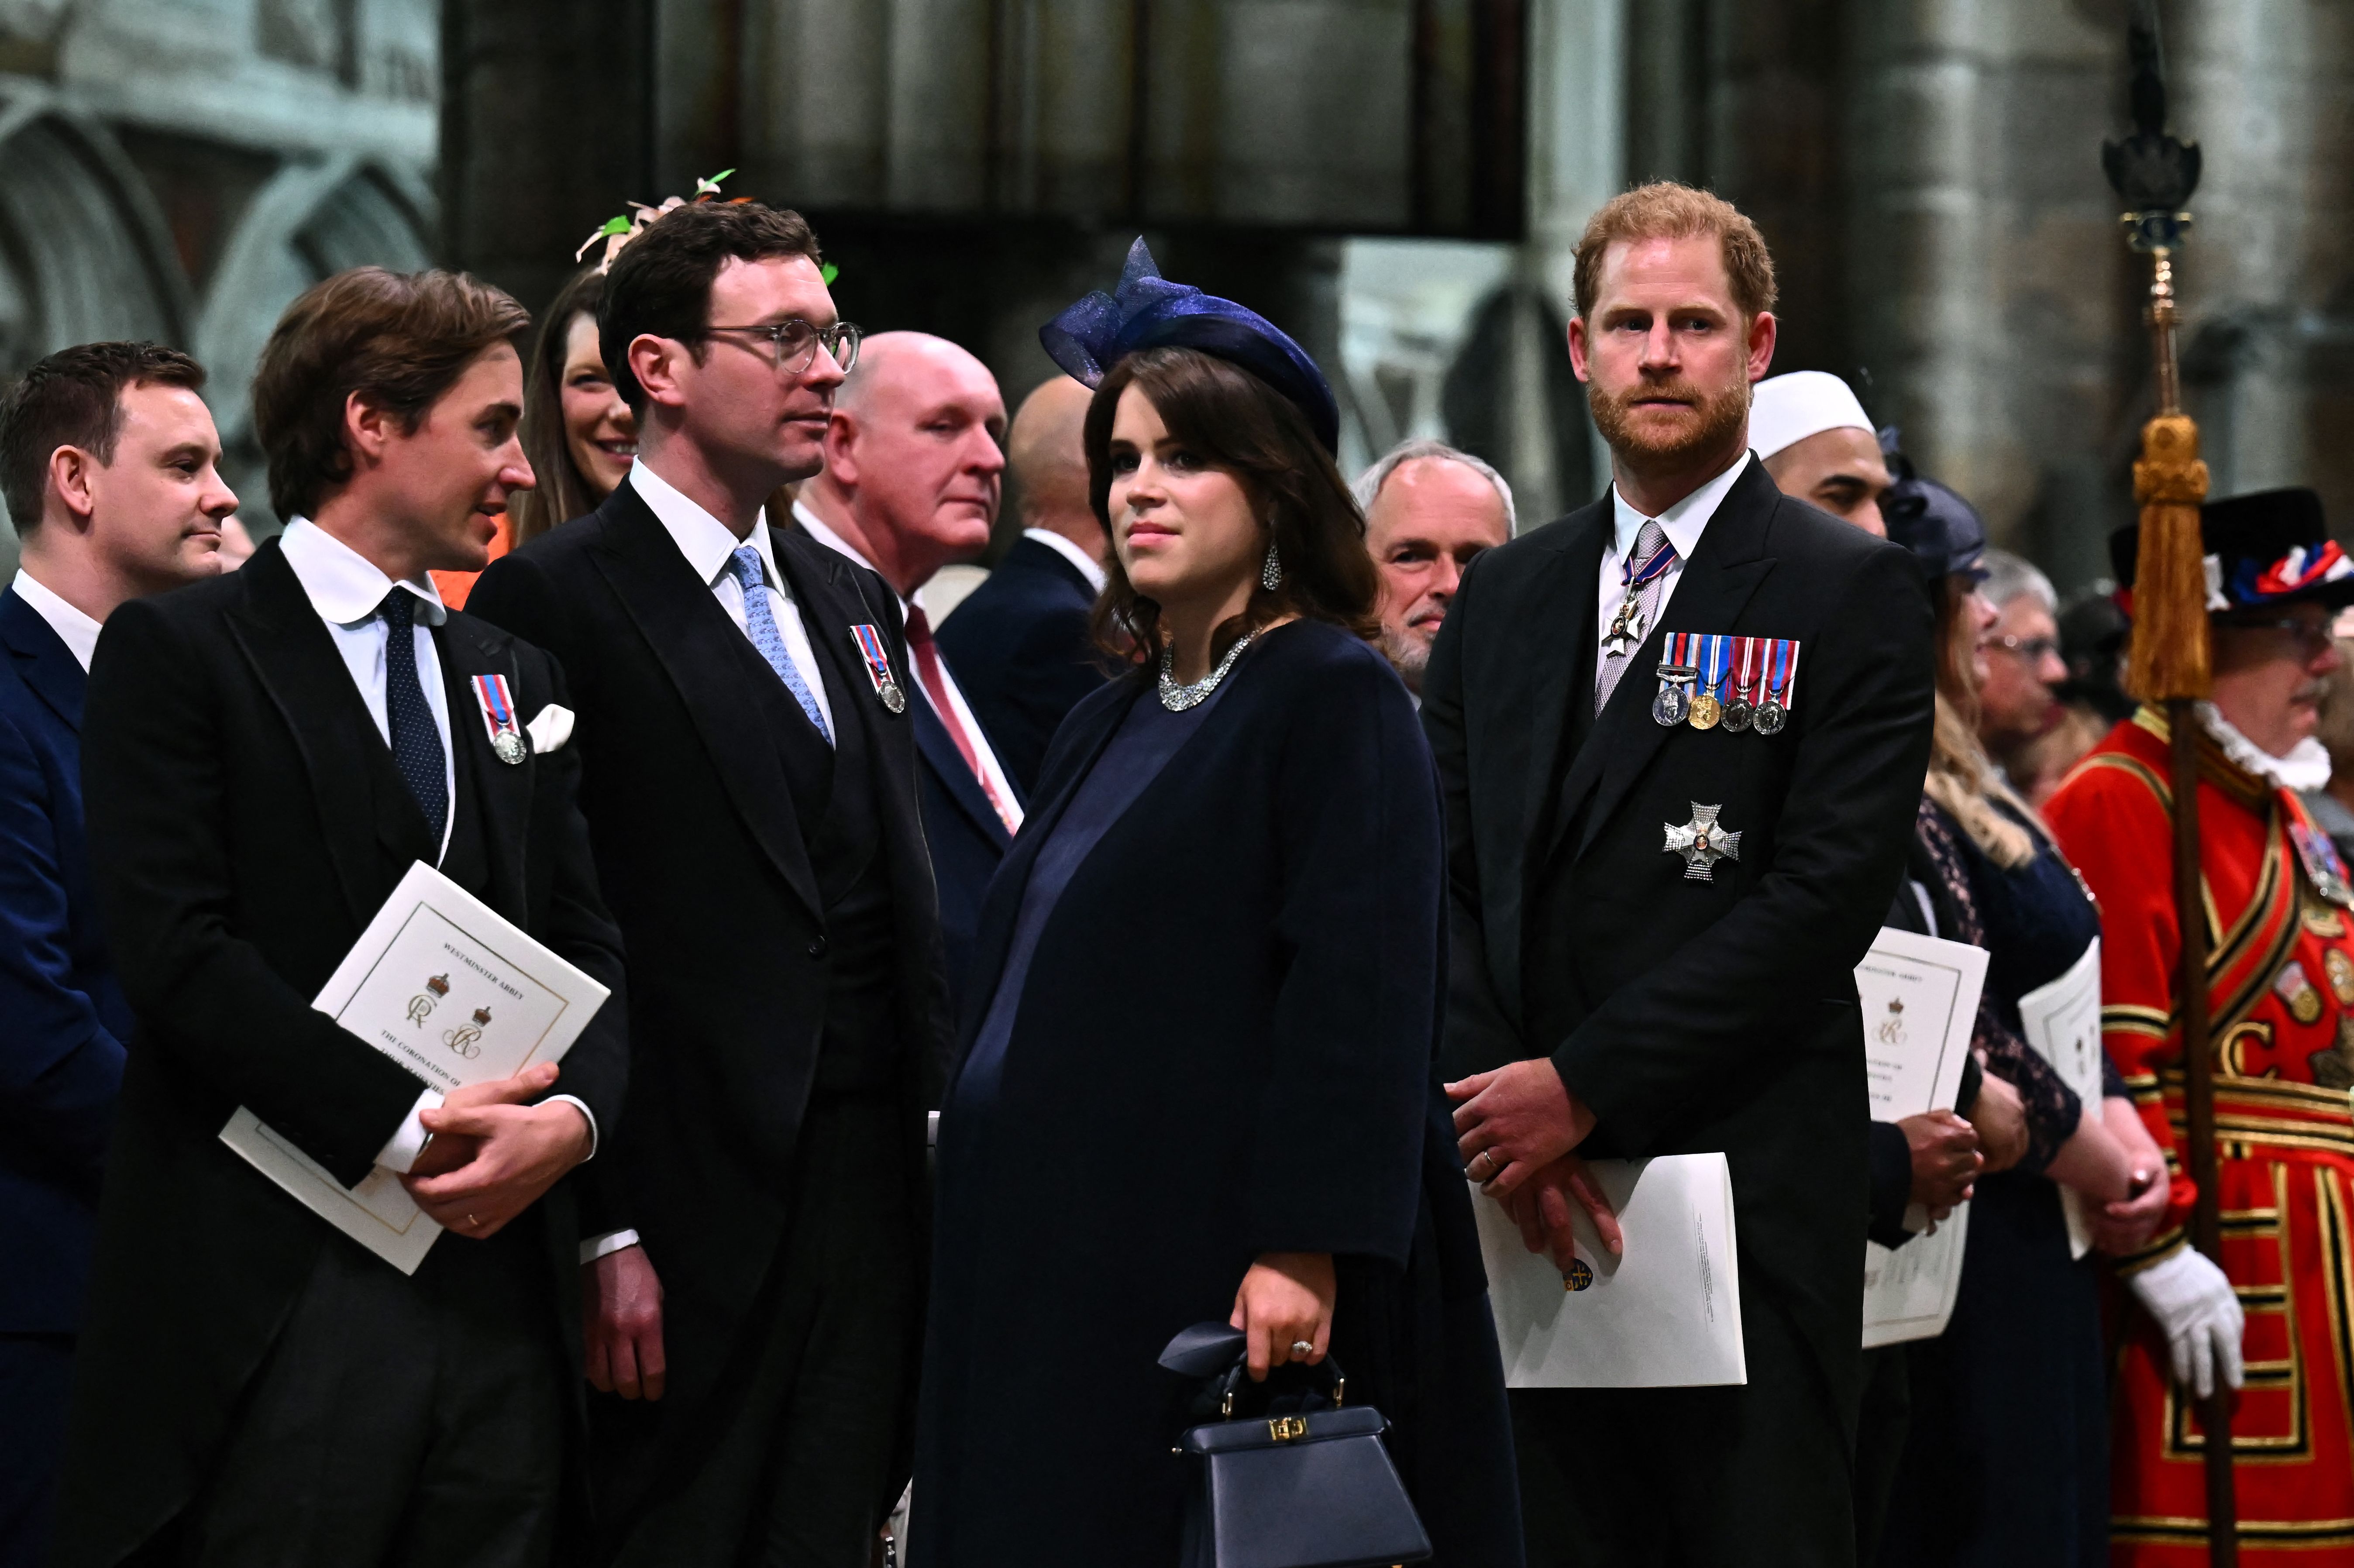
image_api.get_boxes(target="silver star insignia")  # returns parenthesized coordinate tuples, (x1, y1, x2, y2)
(1663, 802, 1741, 882)
(1602, 604, 1646, 658)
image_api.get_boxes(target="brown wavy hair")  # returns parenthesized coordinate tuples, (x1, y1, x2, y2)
(252, 267, 528, 522)
(509, 266, 607, 543)
(1084, 346, 1378, 665)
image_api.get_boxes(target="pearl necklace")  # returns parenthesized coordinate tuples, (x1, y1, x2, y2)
(1157, 633, 1255, 712)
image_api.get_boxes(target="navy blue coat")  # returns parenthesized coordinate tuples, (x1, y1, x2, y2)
(911, 621, 1520, 1568)
(0, 588, 128, 1336)
(933, 535, 1108, 795)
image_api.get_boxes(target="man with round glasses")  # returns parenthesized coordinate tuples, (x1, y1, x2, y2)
(1976, 547, 2070, 787)
(469, 199, 950, 1568)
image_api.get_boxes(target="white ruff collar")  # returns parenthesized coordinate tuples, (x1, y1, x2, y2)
(2197, 701, 2333, 792)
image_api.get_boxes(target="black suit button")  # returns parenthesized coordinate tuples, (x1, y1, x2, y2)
(807, 935, 828, 959)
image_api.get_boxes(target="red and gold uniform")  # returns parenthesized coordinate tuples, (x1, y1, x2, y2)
(2048, 705, 2354, 1565)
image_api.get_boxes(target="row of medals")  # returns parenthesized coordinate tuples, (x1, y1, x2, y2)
(1654, 673, 1785, 735)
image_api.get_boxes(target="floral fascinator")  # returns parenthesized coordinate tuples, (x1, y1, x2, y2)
(575, 169, 841, 286)
(1039, 237, 1339, 456)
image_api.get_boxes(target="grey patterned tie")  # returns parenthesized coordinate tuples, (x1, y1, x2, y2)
(1595, 518, 1671, 715)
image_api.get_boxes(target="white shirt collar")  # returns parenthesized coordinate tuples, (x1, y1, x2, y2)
(10, 569, 103, 673)
(630, 460, 783, 594)
(2198, 701, 2333, 793)
(1608, 452, 1754, 567)
(278, 519, 447, 627)
(1023, 526, 1109, 595)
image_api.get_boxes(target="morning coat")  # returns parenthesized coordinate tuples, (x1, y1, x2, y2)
(1422, 457, 1934, 1564)
(50, 541, 629, 1567)
(466, 484, 952, 1531)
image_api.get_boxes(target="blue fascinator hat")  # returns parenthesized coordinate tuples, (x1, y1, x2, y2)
(1039, 238, 1341, 455)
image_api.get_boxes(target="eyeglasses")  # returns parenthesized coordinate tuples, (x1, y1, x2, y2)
(1982, 633, 2060, 663)
(2223, 615, 2337, 656)
(703, 319, 861, 375)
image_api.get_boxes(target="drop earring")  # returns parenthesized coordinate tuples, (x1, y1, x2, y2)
(1260, 541, 1283, 591)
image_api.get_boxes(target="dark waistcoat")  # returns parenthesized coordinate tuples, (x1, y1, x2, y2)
(731, 612, 902, 1094)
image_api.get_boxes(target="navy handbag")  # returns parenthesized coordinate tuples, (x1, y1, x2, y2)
(1160, 1322, 1433, 1568)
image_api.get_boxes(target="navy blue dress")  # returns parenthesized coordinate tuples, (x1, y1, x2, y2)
(1878, 800, 2107, 1568)
(910, 621, 1521, 1568)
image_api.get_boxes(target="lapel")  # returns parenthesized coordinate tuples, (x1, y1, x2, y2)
(914, 694, 1016, 850)
(772, 518, 895, 763)
(1514, 509, 1608, 861)
(0, 588, 87, 733)
(586, 487, 823, 923)
(223, 540, 404, 930)
(434, 613, 533, 923)
(956, 677, 1138, 1047)
(1547, 461, 1783, 868)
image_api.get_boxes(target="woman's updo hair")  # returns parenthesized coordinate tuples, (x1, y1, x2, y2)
(1084, 345, 1379, 663)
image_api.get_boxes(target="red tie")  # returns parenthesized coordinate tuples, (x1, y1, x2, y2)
(904, 606, 1020, 833)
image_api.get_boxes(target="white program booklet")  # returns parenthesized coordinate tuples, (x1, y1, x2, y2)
(2019, 938, 2105, 1258)
(1855, 926, 1989, 1344)
(1476, 1152, 1745, 1388)
(220, 861, 612, 1275)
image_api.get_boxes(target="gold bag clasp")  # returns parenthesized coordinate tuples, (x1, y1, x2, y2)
(1267, 1415, 1309, 1442)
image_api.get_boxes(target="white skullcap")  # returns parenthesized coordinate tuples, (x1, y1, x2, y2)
(1747, 371, 1873, 461)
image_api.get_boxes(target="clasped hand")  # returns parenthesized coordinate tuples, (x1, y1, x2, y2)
(401, 1060, 592, 1240)
(1446, 1060, 1622, 1268)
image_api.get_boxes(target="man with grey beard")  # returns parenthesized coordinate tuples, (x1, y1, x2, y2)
(1353, 440, 1513, 700)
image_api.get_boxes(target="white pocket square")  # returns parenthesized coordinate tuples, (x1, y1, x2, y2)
(525, 704, 575, 755)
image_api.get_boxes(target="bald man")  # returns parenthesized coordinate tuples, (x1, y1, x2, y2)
(794, 332, 1020, 1006)
(936, 375, 1110, 793)
(1750, 369, 1892, 535)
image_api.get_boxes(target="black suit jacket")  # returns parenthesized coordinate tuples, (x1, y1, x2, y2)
(465, 486, 950, 1459)
(54, 540, 627, 1568)
(933, 534, 1107, 794)
(1423, 459, 1933, 1451)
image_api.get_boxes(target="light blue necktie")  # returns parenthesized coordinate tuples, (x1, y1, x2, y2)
(727, 545, 832, 744)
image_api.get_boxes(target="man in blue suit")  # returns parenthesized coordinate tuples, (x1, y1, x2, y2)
(794, 332, 1020, 1007)
(0, 341, 235, 1568)
(936, 374, 1109, 795)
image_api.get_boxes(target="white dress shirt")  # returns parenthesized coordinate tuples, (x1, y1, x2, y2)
(1023, 526, 1109, 595)
(795, 501, 1024, 829)
(633, 461, 835, 743)
(1593, 451, 1755, 647)
(277, 519, 596, 1177)
(10, 569, 102, 672)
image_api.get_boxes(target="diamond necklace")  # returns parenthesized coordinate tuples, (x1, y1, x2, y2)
(1157, 633, 1255, 712)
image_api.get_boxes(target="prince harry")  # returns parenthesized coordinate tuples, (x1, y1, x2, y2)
(1427, 184, 1934, 1566)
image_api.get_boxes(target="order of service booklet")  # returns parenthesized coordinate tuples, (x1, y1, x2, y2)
(2018, 937, 2105, 1259)
(220, 861, 612, 1275)
(1475, 1151, 1746, 1388)
(1855, 926, 1989, 1348)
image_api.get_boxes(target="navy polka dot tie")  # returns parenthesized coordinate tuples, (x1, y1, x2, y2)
(378, 590, 446, 846)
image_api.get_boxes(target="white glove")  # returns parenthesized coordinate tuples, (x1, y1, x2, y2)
(2127, 1247, 2245, 1400)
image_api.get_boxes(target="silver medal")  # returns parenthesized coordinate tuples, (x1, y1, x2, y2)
(492, 730, 528, 765)
(1663, 802, 1742, 882)
(1754, 698, 1786, 736)
(878, 677, 908, 715)
(1652, 679, 1690, 727)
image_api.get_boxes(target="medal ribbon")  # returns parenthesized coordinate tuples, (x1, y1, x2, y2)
(469, 674, 520, 745)
(1702, 635, 1728, 699)
(1620, 531, 1678, 591)
(1766, 639, 1793, 706)
(1731, 636, 1757, 699)
(850, 623, 897, 694)
(1779, 640, 1801, 712)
